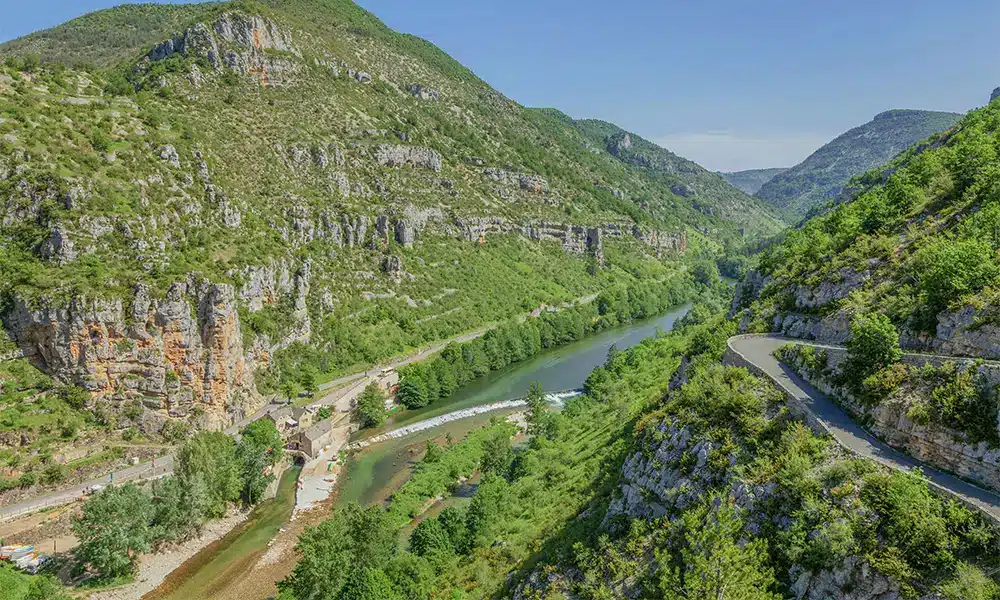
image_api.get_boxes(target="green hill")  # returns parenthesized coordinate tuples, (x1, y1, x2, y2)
(756, 109, 962, 216)
(720, 167, 788, 195)
(0, 0, 781, 439)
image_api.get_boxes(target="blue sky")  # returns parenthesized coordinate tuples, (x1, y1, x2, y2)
(3, 0, 999, 171)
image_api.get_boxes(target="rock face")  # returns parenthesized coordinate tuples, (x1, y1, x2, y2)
(144, 11, 301, 86)
(454, 216, 685, 258)
(374, 144, 442, 171)
(407, 83, 439, 101)
(6, 281, 260, 431)
(792, 267, 871, 310)
(790, 557, 903, 600)
(606, 421, 728, 521)
(38, 226, 77, 264)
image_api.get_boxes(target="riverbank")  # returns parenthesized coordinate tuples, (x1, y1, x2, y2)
(84, 509, 250, 600)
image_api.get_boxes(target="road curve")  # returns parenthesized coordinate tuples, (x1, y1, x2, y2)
(728, 334, 1000, 523)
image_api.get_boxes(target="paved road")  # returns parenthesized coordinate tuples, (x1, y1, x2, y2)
(729, 335, 1000, 523)
(0, 456, 174, 523)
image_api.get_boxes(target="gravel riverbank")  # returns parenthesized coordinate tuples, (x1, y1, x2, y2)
(84, 510, 250, 600)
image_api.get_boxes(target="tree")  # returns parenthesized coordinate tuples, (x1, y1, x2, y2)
(939, 563, 999, 600)
(659, 496, 779, 600)
(846, 313, 902, 381)
(237, 437, 274, 505)
(691, 261, 721, 286)
(72, 484, 154, 579)
(422, 439, 442, 463)
(150, 475, 207, 543)
(355, 383, 387, 428)
(396, 378, 428, 409)
(340, 567, 399, 600)
(526, 381, 554, 440)
(280, 503, 397, 600)
(241, 419, 284, 466)
(176, 432, 240, 517)
(438, 507, 470, 554)
(479, 429, 514, 478)
(384, 554, 436, 600)
(466, 474, 510, 548)
(409, 517, 452, 556)
(431, 359, 457, 397)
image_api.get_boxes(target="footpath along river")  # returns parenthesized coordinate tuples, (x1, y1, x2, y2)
(144, 302, 692, 599)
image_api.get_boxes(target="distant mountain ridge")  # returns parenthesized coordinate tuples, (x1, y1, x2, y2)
(756, 109, 962, 216)
(719, 167, 788, 195)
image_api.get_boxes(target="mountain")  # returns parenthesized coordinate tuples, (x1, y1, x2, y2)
(720, 167, 788, 195)
(0, 0, 783, 441)
(569, 118, 786, 232)
(734, 94, 1000, 510)
(756, 109, 962, 216)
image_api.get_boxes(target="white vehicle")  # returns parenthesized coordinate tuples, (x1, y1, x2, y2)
(85, 484, 104, 495)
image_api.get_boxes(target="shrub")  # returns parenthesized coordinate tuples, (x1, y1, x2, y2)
(845, 313, 902, 383)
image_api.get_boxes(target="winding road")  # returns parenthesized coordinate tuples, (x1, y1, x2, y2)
(728, 335, 1000, 523)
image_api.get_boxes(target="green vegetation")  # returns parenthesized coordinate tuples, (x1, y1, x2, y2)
(756, 100, 1000, 336)
(0, 3, 222, 68)
(779, 343, 1000, 447)
(845, 312, 903, 381)
(757, 109, 962, 217)
(0, 562, 70, 600)
(0, 0, 772, 463)
(355, 383, 387, 428)
(72, 419, 283, 580)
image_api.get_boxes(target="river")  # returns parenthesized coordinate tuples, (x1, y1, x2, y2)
(145, 302, 691, 599)
(337, 302, 692, 507)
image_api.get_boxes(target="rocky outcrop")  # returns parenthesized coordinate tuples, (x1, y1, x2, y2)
(931, 304, 1000, 358)
(407, 83, 439, 101)
(606, 421, 731, 521)
(631, 226, 686, 257)
(483, 168, 549, 193)
(6, 281, 260, 431)
(790, 557, 903, 600)
(793, 267, 871, 310)
(38, 226, 77, 264)
(375, 144, 442, 171)
(144, 11, 301, 86)
(454, 216, 684, 258)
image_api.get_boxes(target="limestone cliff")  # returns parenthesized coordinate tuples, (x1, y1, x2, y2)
(7, 280, 259, 431)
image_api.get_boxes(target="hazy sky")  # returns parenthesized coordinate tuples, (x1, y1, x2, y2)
(4, 0, 999, 171)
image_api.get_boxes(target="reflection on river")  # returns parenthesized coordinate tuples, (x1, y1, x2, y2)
(337, 302, 692, 507)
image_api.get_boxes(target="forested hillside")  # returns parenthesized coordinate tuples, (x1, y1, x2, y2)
(720, 167, 788, 195)
(0, 0, 778, 458)
(274, 310, 1000, 599)
(756, 109, 962, 217)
